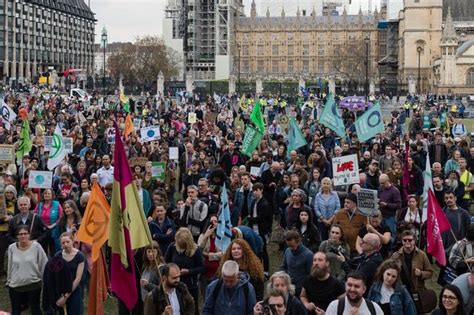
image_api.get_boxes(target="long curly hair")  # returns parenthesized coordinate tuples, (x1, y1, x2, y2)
(217, 239, 264, 281)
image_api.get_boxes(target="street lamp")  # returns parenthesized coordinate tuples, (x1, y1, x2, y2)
(417, 45, 423, 95)
(237, 43, 241, 95)
(101, 27, 108, 97)
(364, 35, 370, 102)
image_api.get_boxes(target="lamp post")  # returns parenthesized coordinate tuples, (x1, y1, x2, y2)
(101, 27, 108, 97)
(364, 35, 370, 102)
(237, 43, 241, 95)
(417, 46, 423, 95)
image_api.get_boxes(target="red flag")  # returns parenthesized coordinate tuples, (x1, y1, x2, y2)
(108, 123, 152, 310)
(426, 189, 451, 266)
(401, 142, 410, 199)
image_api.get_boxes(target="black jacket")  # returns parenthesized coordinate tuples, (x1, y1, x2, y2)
(341, 252, 383, 291)
(8, 212, 48, 245)
(144, 282, 195, 315)
(247, 197, 273, 235)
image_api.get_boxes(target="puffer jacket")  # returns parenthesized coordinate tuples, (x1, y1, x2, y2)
(367, 281, 417, 315)
(202, 271, 257, 315)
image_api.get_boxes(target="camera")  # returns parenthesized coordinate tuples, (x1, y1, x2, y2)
(262, 303, 277, 315)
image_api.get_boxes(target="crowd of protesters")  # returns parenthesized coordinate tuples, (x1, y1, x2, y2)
(0, 86, 473, 315)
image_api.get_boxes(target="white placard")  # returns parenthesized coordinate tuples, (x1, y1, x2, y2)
(133, 118, 141, 130)
(357, 189, 379, 217)
(332, 154, 360, 186)
(44, 136, 53, 151)
(140, 126, 161, 142)
(250, 166, 261, 177)
(188, 112, 197, 124)
(169, 147, 179, 160)
(28, 171, 53, 189)
(64, 137, 73, 153)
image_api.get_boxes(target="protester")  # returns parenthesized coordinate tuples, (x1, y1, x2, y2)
(6, 225, 48, 315)
(140, 241, 165, 301)
(203, 260, 256, 315)
(144, 263, 195, 315)
(319, 224, 351, 281)
(266, 271, 307, 315)
(367, 259, 417, 315)
(431, 284, 467, 315)
(164, 227, 204, 315)
(313, 177, 340, 240)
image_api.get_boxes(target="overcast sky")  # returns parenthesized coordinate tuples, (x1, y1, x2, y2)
(90, 0, 401, 43)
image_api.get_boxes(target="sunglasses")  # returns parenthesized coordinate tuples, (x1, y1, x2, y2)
(402, 239, 414, 243)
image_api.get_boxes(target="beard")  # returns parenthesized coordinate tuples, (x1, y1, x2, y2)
(311, 265, 328, 279)
(166, 280, 180, 289)
(347, 292, 363, 304)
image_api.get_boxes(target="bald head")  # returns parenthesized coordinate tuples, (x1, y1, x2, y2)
(362, 233, 381, 254)
(271, 162, 280, 172)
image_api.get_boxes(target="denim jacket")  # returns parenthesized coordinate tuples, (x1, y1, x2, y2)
(232, 185, 255, 226)
(313, 191, 340, 220)
(367, 281, 417, 315)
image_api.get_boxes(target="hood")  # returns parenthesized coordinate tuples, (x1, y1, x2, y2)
(236, 271, 251, 288)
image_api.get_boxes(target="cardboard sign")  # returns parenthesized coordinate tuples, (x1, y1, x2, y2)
(205, 112, 218, 123)
(0, 145, 14, 164)
(28, 171, 53, 189)
(332, 154, 360, 186)
(250, 166, 261, 177)
(357, 189, 379, 217)
(151, 161, 166, 181)
(128, 157, 149, 167)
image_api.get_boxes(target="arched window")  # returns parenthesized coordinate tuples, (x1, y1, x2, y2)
(467, 69, 474, 85)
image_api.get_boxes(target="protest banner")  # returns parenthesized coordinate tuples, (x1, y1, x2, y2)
(357, 189, 379, 217)
(354, 102, 384, 142)
(241, 126, 263, 157)
(28, 171, 53, 189)
(332, 154, 360, 186)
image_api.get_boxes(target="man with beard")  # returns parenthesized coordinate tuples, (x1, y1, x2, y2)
(300, 252, 345, 313)
(144, 263, 195, 315)
(433, 174, 447, 208)
(442, 190, 471, 249)
(325, 272, 383, 315)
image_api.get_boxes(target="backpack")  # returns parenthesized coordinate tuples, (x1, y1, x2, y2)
(211, 278, 249, 312)
(337, 297, 376, 315)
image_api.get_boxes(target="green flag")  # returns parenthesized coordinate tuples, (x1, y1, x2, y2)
(287, 117, 307, 157)
(16, 119, 32, 162)
(319, 93, 346, 138)
(355, 102, 384, 143)
(250, 99, 265, 134)
(242, 126, 263, 157)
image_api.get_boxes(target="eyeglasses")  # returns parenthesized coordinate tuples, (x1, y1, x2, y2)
(18, 232, 29, 236)
(402, 239, 414, 243)
(442, 295, 458, 301)
(269, 304, 284, 308)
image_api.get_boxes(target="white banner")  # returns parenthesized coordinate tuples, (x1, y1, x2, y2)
(140, 126, 161, 142)
(332, 154, 360, 186)
(28, 171, 53, 189)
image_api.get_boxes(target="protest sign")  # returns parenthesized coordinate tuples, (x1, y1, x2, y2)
(128, 157, 148, 167)
(355, 102, 384, 142)
(140, 126, 161, 142)
(28, 171, 53, 189)
(0, 145, 14, 164)
(188, 112, 197, 124)
(332, 154, 360, 186)
(169, 147, 179, 160)
(357, 189, 379, 217)
(152, 161, 166, 181)
(250, 166, 261, 177)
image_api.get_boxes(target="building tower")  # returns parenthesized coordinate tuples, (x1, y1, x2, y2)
(439, 7, 458, 86)
(398, 0, 443, 92)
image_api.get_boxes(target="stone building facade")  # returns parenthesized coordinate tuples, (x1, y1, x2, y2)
(234, 1, 381, 92)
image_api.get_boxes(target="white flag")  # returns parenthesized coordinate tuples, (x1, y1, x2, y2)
(47, 125, 67, 170)
(1, 101, 17, 130)
(140, 126, 161, 142)
(422, 154, 434, 222)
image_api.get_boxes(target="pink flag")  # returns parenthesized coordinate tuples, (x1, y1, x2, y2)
(426, 189, 451, 266)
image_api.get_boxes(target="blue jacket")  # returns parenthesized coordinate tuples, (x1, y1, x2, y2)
(234, 225, 263, 257)
(367, 281, 417, 315)
(280, 244, 313, 293)
(232, 186, 255, 226)
(203, 272, 256, 315)
(149, 217, 176, 255)
(313, 191, 340, 220)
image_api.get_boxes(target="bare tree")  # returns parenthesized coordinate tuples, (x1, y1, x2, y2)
(108, 35, 180, 87)
(331, 40, 376, 85)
